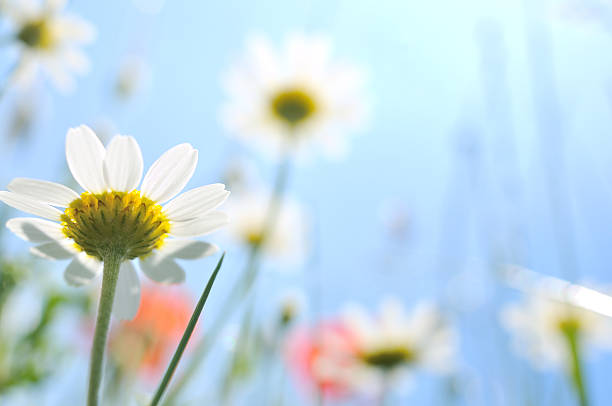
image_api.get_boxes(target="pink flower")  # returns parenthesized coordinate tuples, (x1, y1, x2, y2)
(109, 285, 193, 382)
(285, 321, 359, 400)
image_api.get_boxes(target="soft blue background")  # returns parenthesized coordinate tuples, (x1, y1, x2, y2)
(2, 0, 612, 404)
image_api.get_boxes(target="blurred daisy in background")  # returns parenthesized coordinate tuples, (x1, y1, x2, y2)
(224, 189, 309, 265)
(341, 299, 457, 395)
(113, 54, 152, 101)
(0, 125, 229, 319)
(276, 288, 306, 328)
(0, 0, 96, 92)
(501, 285, 612, 369)
(220, 33, 368, 160)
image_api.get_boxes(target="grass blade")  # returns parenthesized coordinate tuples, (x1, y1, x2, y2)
(150, 253, 225, 406)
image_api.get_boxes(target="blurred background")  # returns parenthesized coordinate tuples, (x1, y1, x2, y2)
(1, 0, 612, 405)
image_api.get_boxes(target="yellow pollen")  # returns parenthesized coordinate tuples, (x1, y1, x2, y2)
(270, 88, 317, 127)
(17, 19, 56, 49)
(61, 191, 170, 261)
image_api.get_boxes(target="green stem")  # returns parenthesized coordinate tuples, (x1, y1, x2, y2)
(162, 154, 292, 405)
(150, 253, 224, 406)
(562, 324, 589, 406)
(87, 252, 122, 406)
(379, 372, 391, 406)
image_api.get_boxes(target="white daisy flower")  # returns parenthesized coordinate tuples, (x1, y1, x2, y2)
(1, 0, 95, 92)
(501, 285, 612, 369)
(224, 190, 309, 265)
(114, 54, 152, 100)
(341, 299, 457, 393)
(0, 125, 230, 320)
(221, 33, 368, 160)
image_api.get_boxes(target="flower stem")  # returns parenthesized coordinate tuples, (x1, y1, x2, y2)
(87, 251, 122, 406)
(562, 324, 589, 406)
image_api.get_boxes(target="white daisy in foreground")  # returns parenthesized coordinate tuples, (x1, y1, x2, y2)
(1, 0, 95, 92)
(225, 190, 308, 265)
(221, 33, 368, 160)
(0, 125, 229, 319)
(501, 285, 612, 369)
(341, 299, 457, 394)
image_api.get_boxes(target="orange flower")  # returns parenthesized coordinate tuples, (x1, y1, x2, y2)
(109, 285, 193, 381)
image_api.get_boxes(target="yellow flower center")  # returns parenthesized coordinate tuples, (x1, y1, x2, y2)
(361, 347, 416, 370)
(245, 229, 265, 247)
(558, 317, 581, 335)
(270, 88, 317, 127)
(61, 191, 170, 261)
(17, 19, 56, 49)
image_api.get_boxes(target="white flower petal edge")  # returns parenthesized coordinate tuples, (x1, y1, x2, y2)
(103, 135, 143, 192)
(64, 253, 102, 286)
(141, 143, 198, 204)
(0, 191, 63, 221)
(66, 125, 107, 194)
(6, 217, 65, 243)
(113, 261, 141, 320)
(163, 184, 230, 222)
(158, 239, 219, 259)
(170, 212, 229, 238)
(140, 253, 186, 284)
(8, 178, 80, 207)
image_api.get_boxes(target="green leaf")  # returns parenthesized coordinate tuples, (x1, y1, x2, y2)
(150, 253, 225, 406)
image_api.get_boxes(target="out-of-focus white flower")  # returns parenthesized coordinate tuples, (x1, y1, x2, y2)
(1, 0, 95, 92)
(0, 125, 229, 320)
(224, 190, 309, 264)
(221, 33, 368, 160)
(277, 288, 306, 326)
(501, 285, 612, 369)
(114, 54, 152, 100)
(341, 299, 457, 393)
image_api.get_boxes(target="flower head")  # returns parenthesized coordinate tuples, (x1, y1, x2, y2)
(341, 299, 457, 393)
(285, 321, 360, 400)
(0, 125, 229, 319)
(501, 284, 612, 369)
(221, 33, 368, 159)
(1, 0, 95, 92)
(225, 190, 308, 265)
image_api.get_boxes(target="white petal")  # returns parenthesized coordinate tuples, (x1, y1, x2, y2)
(66, 125, 107, 194)
(8, 178, 80, 207)
(6, 217, 65, 243)
(163, 184, 229, 222)
(139, 254, 185, 284)
(30, 241, 77, 260)
(64, 253, 101, 286)
(103, 135, 143, 192)
(158, 239, 219, 259)
(0, 191, 62, 221)
(140, 143, 198, 204)
(113, 261, 141, 320)
(170, 211, 229, 238)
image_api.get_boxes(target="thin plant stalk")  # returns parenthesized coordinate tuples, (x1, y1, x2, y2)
(87, 251, 122, 406)
(562, 324, 589, 406)
(150, 253, 225, 406)
(162, 153, 292, 405)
